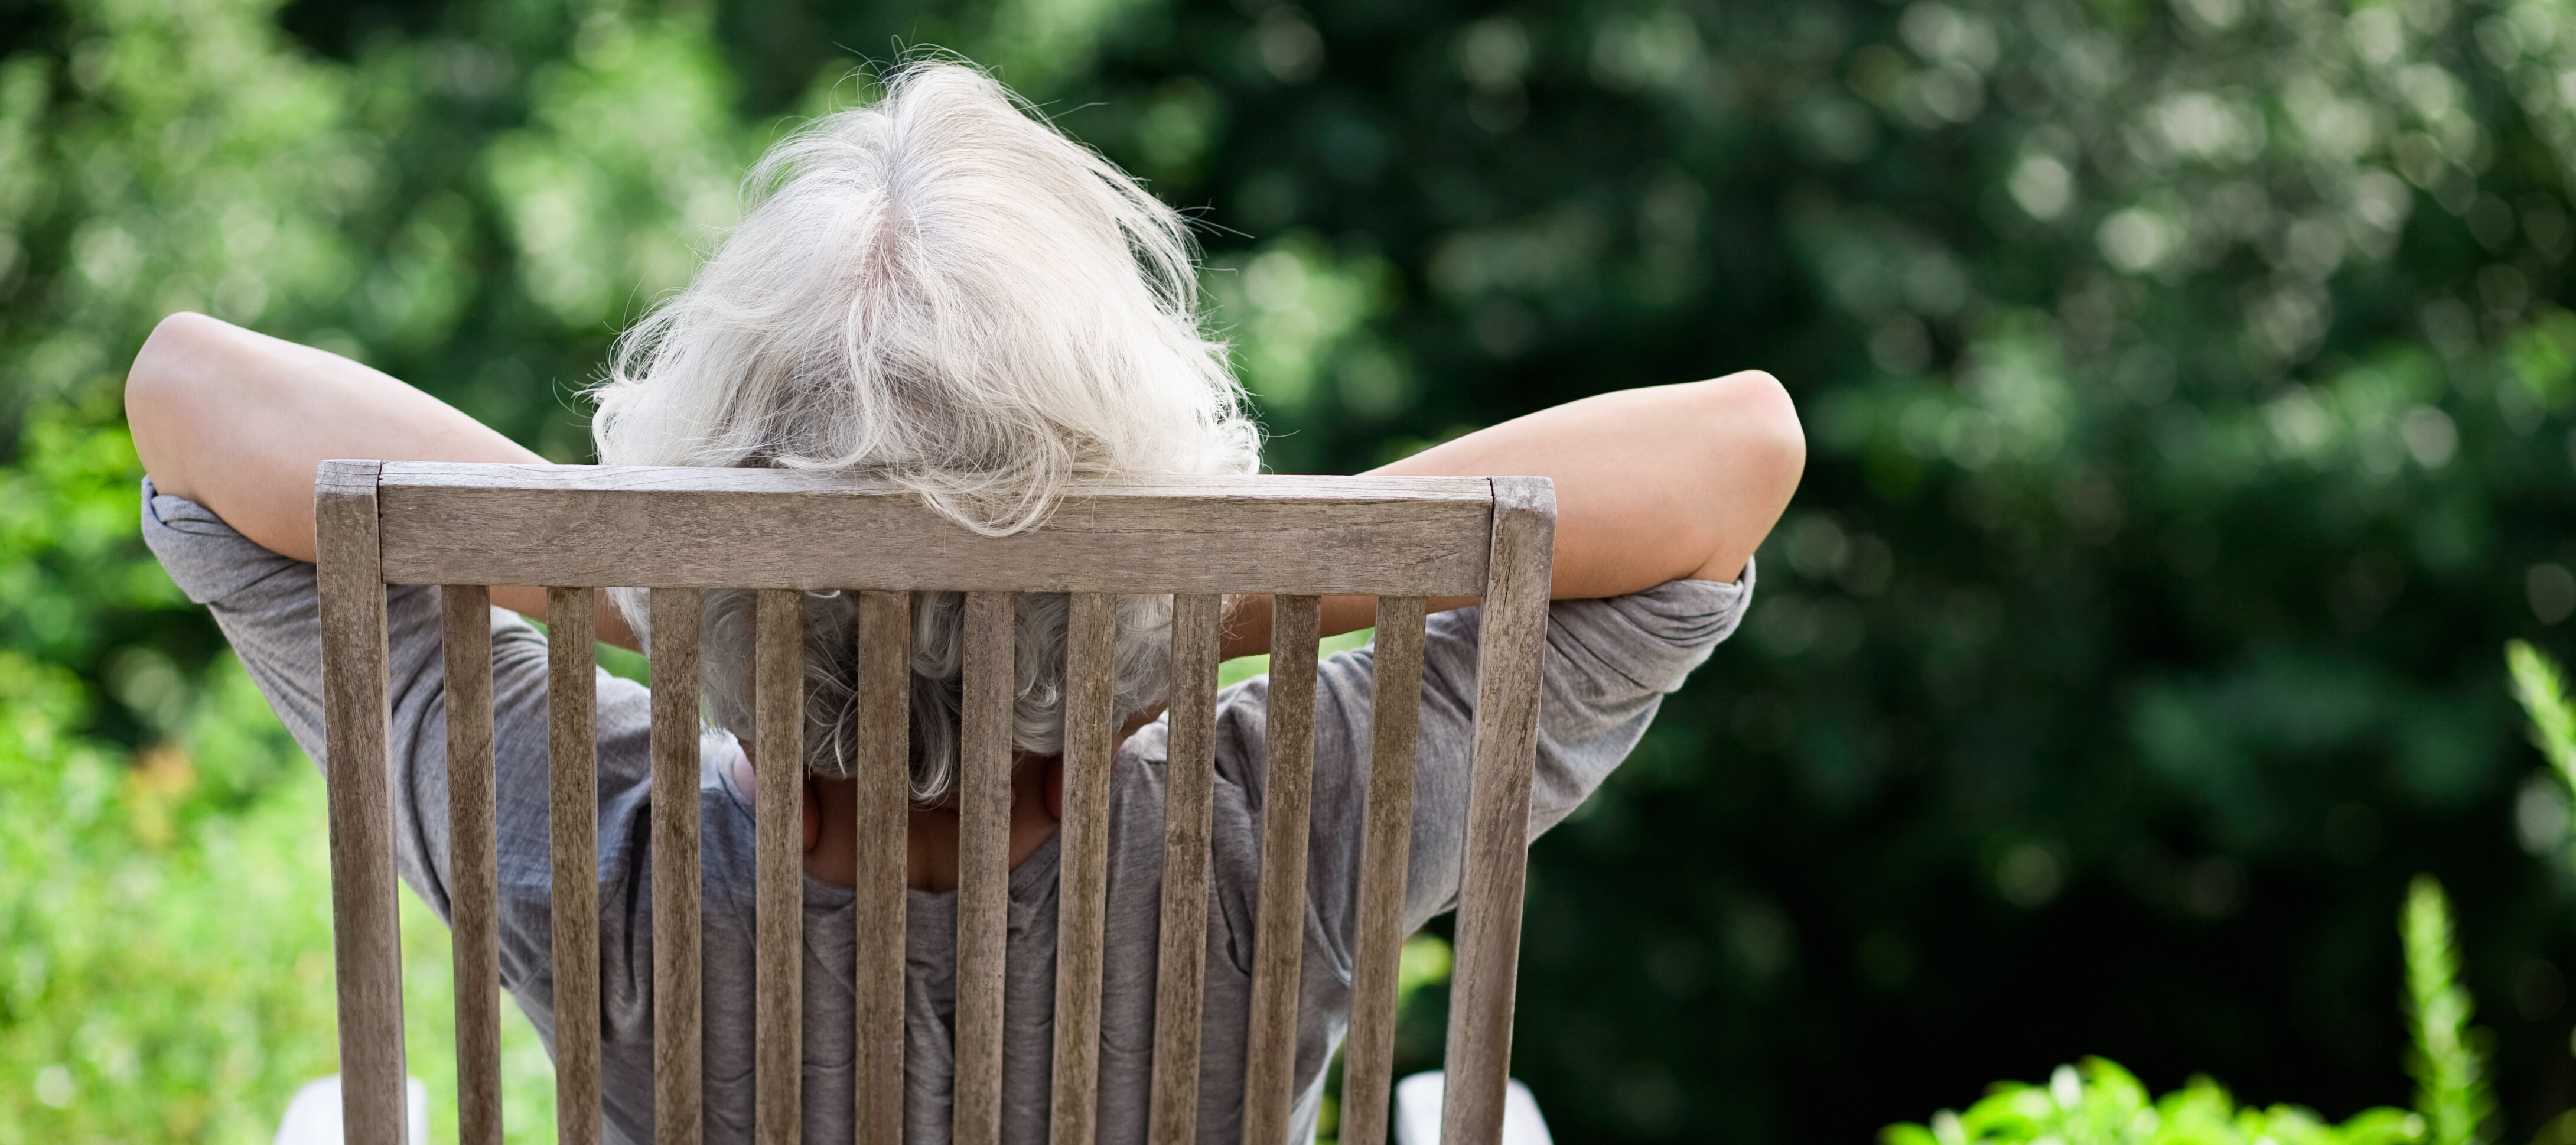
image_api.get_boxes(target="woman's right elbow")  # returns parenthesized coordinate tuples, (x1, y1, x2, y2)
(126, 311, 229, 490)
(129, 312, 226, 401)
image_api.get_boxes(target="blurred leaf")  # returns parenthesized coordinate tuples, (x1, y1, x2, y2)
(2509, 640, 2576, 789)
(2404, 876, 2493, 1145)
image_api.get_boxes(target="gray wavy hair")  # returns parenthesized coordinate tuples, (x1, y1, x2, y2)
(592, 60, 1260, 799)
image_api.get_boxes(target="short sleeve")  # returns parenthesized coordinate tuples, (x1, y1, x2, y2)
(1388, 568, 1756, 931)
(1207, 565, 1757, 975)
(139, 478, 343, 760)
(137, 479, 666, 1109)
(141, 481, 314, 606)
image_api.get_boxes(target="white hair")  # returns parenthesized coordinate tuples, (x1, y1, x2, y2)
(592, 60, 1260, 799)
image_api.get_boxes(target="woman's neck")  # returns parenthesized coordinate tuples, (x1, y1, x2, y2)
(806, 759, 1063, 892)
(734, 744, 1067, 892)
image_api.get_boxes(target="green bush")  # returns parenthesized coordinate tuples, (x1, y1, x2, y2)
(1877, 639, 2576, 1145)
(1883, 1060, 2424, 1145)
(1883, 875, 2487, 1145)
(0, 643, 333, 1142)
(0, 647, 561, 1143)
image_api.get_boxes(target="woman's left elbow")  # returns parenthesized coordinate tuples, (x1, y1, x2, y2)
(1679, 371, 1805, 582)
(1707, 370, 1807, 497)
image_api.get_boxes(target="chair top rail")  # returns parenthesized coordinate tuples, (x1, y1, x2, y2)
(353, 462, 1503, 596)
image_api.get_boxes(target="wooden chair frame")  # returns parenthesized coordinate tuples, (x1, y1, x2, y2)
(315, 460, 1556, 1145)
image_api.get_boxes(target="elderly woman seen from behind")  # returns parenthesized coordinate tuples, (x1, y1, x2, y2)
(124, 61, 1802, 1145)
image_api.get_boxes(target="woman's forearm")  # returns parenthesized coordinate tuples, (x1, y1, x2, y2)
(1219, 372, 1805, 658)
(124, 313, 639, 647)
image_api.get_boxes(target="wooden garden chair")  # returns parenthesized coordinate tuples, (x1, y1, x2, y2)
(313, 460, 1555, 1145)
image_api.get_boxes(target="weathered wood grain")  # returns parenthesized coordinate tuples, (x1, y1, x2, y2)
(1050, 593, 1119, 1145)
(1440, 477, 1556, 1145)
(314, 460, 1549, 1145)
(650, 588, 703, 1145)
(373, 466, 1492, 597)
(441, 583, 500, 1145)
(1146, 594, 1222, 1145)
(752, 590, 803, 1145)
(1242, 594, 1323, 1145)
(549, 587, 603, 1145)
(955, 592, 1015, 1145)
(854, 591, 911, 1145)
(318, 460, 406, 1145)
(1337, 595, 1428, 1145)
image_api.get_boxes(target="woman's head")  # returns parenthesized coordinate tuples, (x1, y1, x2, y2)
(594, 60, 1259, 798)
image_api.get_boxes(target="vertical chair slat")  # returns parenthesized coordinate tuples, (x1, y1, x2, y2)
(549, 587, 603, 1145)
(1241, 594, 1323, 1145)
(443, 584, 501, 1145)
(1440, 478, 1557, 1145)
(1146, 594, 1223, 1145)
(318, 460, 406, 1145)
(854, 590, 913, 1145)
(955, 592, 1016, 1145)
(753, 590, 805, 1145)
(1337, 595, 1428, 1145)
(1050, 593, 1119, 1145)
(650, 589, 705, 1145)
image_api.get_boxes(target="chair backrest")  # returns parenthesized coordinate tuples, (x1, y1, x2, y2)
(314, 460, 1556, 1145)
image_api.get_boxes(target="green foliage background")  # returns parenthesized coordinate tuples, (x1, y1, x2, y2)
(16, 0, 2576, 1139)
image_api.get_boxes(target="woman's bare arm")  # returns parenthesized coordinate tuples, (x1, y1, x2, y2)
(1221, 373, 1805, 658)
(1378, 373, 1803, 589)
(125, 313, 1800, 659)
(124, 311, 638, 647)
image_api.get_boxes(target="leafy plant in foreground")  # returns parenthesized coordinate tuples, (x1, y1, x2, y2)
(1882, 876, 2487, 1145)
(2507, 643, 2576, 792)
(2406, 876, 2494, 1145)
(2509, 641, 2576, 880)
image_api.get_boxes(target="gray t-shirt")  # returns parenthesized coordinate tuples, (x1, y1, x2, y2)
(140, 480, 1753, 1145)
